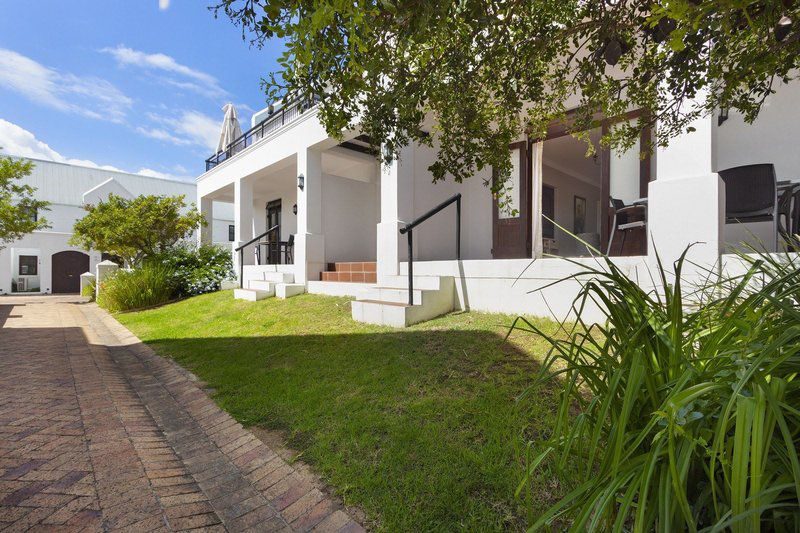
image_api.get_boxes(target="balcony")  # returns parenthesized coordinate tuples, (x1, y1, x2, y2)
(204, 97, 319, 172)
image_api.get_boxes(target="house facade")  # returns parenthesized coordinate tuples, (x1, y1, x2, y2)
(197, 81, 800, 326)
(0, 158, 234, 295)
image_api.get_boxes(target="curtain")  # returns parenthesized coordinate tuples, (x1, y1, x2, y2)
(531, 141, 544, 258)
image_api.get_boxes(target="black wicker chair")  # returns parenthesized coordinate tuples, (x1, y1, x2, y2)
(719, 164, 778, 249)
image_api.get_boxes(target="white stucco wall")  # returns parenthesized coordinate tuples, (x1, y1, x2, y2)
(1, 158, 234, 294)
(322, 173, 378, 262)
(406, 143, 494, 261)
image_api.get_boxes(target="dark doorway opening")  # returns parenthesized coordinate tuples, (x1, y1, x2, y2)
(266, 199, 282, 264)
(52, 251, 90, 294)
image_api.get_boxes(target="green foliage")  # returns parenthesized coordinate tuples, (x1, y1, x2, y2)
(97, 263, 176, 313)
(81, 278, 96, 301)
(514, 250, 800, 531)
(0, 155, 49, 249)
(70, 194, 206, 266)
(215, 0, 800, 191)
(154, 242, 234, 297)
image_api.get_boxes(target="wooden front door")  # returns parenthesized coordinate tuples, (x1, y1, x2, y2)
(52, 251, 89, 294)
(265, 199, 282, 264)
(492, 141, 531, 258)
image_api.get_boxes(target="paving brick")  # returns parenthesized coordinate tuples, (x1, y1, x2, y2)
(0, 296, 362, 532)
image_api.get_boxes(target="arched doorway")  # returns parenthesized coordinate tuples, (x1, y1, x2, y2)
(52, 251, 89, 294)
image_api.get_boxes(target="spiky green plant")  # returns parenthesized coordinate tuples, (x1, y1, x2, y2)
(513, 248, 800, 531)
(97, 262, 176, 313)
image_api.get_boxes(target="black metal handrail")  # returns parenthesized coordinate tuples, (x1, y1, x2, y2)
(205, 96, 320, 171)
(399, 193, 461, 305)
(235, 224, 279, 288)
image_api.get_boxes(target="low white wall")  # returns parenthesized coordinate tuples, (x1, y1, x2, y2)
(400, 256, 651, 323)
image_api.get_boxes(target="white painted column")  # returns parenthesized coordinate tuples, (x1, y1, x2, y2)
(234, 178, 255, 279)
(377, 144, 415, 284)
(199, 196, 213, 245)
(295, 147, 325, 284)
(648, 100, 724, 282)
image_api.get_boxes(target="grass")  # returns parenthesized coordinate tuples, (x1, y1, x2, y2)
(116, 291, 572, 531)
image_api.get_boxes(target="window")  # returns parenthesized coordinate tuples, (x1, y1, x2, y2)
(19, 206, 37, 222)
(542, 185, 555, 239)
(228, 224, 235, 242)
(19, 255, 38, 276)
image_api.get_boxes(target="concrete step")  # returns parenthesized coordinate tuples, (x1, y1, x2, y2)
(356, 286, 427, 305)
(351, 276, 455, 327)
(247, 280, 275, 291)
(233, 288, 274, 301)
(276, 283, 305, 299)
(379, 275, 451, 291)
(261, 271, 295, 283)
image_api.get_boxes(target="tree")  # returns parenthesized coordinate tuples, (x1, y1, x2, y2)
(70, 194, 206, 266)
(215, 0, 800, 191)
(0, 155, 49, 249)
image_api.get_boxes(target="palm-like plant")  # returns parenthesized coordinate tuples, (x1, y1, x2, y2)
(514, 248, 800, 531)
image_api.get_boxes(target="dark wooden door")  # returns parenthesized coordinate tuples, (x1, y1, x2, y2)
(52, 251, 89, 294)
(492, 141, 531, 258)
(266, 199, 282, 264)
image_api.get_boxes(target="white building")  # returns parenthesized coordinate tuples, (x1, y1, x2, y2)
(197, 82, 800, 326)
(0, 158, 234, 295)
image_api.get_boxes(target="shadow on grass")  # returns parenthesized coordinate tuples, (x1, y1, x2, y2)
(138, 328, 565, 531)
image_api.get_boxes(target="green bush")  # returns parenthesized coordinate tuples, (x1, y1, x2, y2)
(155, 242, 234, 297)
(81, 278, 96, 301)
(515, 250, 799, 531)
(97, 263, 176, 312)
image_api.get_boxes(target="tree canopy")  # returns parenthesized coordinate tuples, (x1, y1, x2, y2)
(215, 0, 799, 189)
(0, 156, 50, 249)
(70, 194, 206, 266)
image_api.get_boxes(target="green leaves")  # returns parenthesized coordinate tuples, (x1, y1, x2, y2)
(0, 156, 50, 249)
(216, 0, 799, 190)
(513, 250, 800, 530)
(69, 193, 205, 267)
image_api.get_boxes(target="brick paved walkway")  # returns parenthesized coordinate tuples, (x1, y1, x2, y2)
(0, 296, 363, 532)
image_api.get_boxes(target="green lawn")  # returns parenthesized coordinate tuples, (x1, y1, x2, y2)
(117, 291, 572, 531)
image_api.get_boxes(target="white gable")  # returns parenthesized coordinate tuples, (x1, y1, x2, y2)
(82, 178, 134, 205)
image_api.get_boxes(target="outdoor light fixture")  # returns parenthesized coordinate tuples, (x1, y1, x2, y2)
(776, 16, 793, 42)
(718, 107, 729, 126)
(297, 173, 305, 190)
(293, 204, 298, 215)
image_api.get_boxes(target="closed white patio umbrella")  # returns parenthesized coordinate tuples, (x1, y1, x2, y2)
(216, 103, 243, 153)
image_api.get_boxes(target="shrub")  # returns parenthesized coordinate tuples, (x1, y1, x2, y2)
(97, 263, 176, 312)
(81, 278, 96, 301)
(155, 242, 234, 297)
(515, 250, 800, 531)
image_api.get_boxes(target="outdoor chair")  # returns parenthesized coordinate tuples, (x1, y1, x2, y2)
(607, 198, 647, 256)
(283, 234, 294, 264)
(719, 164, 778, 249)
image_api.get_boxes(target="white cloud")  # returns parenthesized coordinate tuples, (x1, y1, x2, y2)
(0, 119, 190, 180)
(144, 110, 220, 152)
(102, 45, 226, 99)
(0, 48, 132, 123)
(158, 0, 170, 10)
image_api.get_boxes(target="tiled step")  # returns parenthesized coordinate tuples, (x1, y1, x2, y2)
(321, 261, 376, 283)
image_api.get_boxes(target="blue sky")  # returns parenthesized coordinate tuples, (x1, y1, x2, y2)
(0, 0, 283, 180)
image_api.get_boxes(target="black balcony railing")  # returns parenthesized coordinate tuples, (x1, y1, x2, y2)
(205, 97, 319, 171)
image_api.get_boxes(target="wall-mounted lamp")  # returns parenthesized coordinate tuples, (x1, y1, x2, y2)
(717, 107, 729, 126)
(292, 204, 298, 215)
(297, 173, 305, 190)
